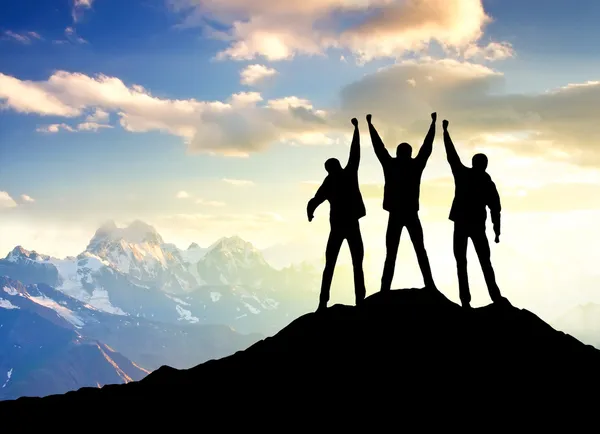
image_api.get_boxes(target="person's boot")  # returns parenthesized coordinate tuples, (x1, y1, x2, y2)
(493, 296, 511, 307)
(461, 300, 472, 309)
(424, 278, 438, 291)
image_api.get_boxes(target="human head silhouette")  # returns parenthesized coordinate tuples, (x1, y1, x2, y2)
(325, 158, 343, 174)
(472, 153, 488, 171)
(396, 143, 412, 160)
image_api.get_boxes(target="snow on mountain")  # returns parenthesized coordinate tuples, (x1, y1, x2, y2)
(86, 220, 198, 291)
(0, 221, 322, 335)
(179, 243, 208, 286)
(197, 235, 273, 286)
(0, 302, 149, 400)
(1, 246, 126, 316)
(0, 298, 19, 310)
(180, 242, 208, 264)
(0, 276, 262, 375)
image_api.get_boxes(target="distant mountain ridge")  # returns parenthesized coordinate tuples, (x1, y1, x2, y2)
(0, 220, 365, 401)
(0, 220, 326, 335)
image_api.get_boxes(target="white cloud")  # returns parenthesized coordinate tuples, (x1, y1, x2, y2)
(76, 122, 113, 131)
(223, 178, 255, 186)
(0, 70, 329, 156)
(170, 0, 511, 64)
(240, 64, 278, 85)
(0, 192, 17, 209)
(72, 0, 95, 23)
(2, 30, 42, 44)
(63, 27, 88, 44)
(176, 191, 190, 199)
(464, 41, 515, 62)
(86, 108, 109, 122)
(20, 195, 35, 203)
(0, 74, 80, 116)
(36, 123, 76, 133)
(2, 57, 600, 164)
(336, 57, 600, 166)
(36, 122, 111, 133)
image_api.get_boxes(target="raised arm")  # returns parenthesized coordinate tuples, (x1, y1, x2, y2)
(307, 181, 327, 222)
(345, 118, 360, 171)
(366, 114, 391, 165)
(415, 112, 436, 167)
(487, 180, 502, 243)
(442, 120, 465, 172)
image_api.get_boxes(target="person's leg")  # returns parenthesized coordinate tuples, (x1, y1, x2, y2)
(406, 215, 436, 289)
(347, 220, 366, 305)
(471, 228, 503, 303)
(381, 213, 402, 292)
(318, 228, 344, 311)
(453, 223, 471, 307)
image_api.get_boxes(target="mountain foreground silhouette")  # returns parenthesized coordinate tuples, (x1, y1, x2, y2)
(2, 287, 600, 414)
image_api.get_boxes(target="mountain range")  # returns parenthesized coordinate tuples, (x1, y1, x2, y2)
(3, 287, 599, 419)
(0, 220, 360, 400)
(0, 220, 328, 336)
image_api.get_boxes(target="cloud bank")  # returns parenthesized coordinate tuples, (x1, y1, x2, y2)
(169, 0, 512, 64)
(1, 59, 599, 164)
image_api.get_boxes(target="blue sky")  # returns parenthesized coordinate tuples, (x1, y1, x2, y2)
(2, 0, 600, 314)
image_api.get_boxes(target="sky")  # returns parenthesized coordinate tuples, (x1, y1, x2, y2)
(2, 0, 600, 320)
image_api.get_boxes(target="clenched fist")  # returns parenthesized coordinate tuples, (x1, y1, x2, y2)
(351, 118, 358, 127)
(442, 119, 449, 130)
(431, 112, 437, 122)
(366, 114, 372, 123)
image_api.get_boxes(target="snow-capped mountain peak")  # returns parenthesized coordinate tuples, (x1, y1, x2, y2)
(85, 220, 174, 276)
(207, 236, 264, 261)
(5, 246, 51, 263)
(87, 220, 164, 253)
(204, 237, 265, 270)
(197, 235, 272, 286)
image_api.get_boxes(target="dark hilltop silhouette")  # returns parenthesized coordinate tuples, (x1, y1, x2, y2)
(2, 287, 599, 417)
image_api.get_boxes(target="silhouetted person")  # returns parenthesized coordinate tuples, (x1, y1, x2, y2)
(367, 113, 437, 292)
(307, 117, 367, 311)
(442, 119, 508, 308)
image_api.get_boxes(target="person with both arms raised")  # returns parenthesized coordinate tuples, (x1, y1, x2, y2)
(366, 112, 438, 292)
